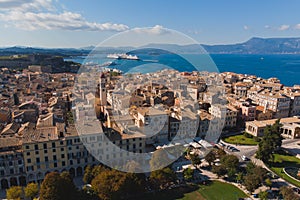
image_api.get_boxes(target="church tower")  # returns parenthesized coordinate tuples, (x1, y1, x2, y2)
(99, 73, 107, 106)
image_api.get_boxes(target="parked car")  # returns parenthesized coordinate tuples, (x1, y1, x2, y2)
(227, 145, 233, 150)
(231, 147, 240, 152)
(253, 193, 258, 198)
(219, 142, 226, 147)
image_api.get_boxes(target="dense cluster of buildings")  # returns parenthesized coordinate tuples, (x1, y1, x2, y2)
(0, 65, 299, 188)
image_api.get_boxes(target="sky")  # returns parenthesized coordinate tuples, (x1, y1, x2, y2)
(1, 0, 300, 48)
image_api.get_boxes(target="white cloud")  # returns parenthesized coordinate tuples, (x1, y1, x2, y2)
(0, 0, 129, 32)
(278, 24, 290, 31)
(0, 0, 54, 11)
(243, 25, 249, 30)
(294, 24, 300, 30)
(133, 25, 171, 35)
(264, 25, 271, 29)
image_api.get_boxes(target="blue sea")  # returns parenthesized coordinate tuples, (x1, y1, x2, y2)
(67, 54, 300, 86)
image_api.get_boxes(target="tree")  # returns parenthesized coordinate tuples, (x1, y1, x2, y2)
(220, 154, 239, 171)
(258, 190, 268, 200)
(6, 186, 23, 200)
(60, 171, 78, 199)
(236, 172, 243, 183)
(204, 151, 216, 167)
(149, 167, 177, 189)
(252, 166, 268, 183)
(280, 186, 299, 200)
(244, 173, 260, 194)
(265, 178, 272, 190)
(91, 169, 145, 200)
(227, 168, 237, 181)
(183, 168, 194, 181)
(215, 148, 226, 158)
(83, 165, 93, 184)
(83, 165, 108, 184)
(190, 153, 201, 166)
(245, 162, 256, 173)
(25, 182, 39, 200)
(40, 172, 78, 200)
(256, 120, 283, 163)
(243, 164, 268, 194)
(212, 165, 227, 178)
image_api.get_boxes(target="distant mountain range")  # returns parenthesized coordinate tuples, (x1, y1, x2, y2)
(2, 37, 300, 55)
(203, 37, 300, 54)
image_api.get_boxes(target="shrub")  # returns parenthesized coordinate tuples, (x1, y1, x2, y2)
(243, 132, 253, 138)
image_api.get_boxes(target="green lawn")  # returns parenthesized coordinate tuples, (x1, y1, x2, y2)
(139, 181, 248, 200)
(180, 181, 248, 200)
(269, 153, 300, 187)
(223, 134, 259, 145)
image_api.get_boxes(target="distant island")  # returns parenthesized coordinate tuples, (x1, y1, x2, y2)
(1, 37, 300, 55)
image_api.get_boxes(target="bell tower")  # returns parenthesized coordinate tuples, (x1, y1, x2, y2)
(99, 73, 107, 106)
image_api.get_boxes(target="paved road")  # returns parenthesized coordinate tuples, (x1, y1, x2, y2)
(219, 140, 258, 162)
(282, 139, 300, 155)
(220, 139, 300, 197)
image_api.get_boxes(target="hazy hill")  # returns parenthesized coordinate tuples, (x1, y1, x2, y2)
(1, 37, 300, 55)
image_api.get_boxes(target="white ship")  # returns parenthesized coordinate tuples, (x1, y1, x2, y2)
(107, 53, 139, 60)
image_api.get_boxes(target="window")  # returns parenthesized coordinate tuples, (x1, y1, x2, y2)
(45, 156, 48, 162)
(35, 151, 39, 155)
(62, 161, 66, 166)
(52, 142, 56, 148)
(53, 155, 57, 161)
(36, 158, 40, 163)
(26, 166, 34, 171)
(43, 143, 47, 149)
(10, 169, 14, 174)
(54, 163, 57, 168)
(67, 140, 72, 146)
(61, 147, 64, 151)
(34, 144, 38, 150)
(25, 145, 29, 150)
(26, 152, 30, 156)
(61, 154, 65, 159)
(27, 159, 31, 163)
(60, 141, 64, 145)
(44, 149, 48, 154)
(52, 149, 56, 153)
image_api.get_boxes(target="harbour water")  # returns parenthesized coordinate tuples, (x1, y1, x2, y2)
(67, 53, 300, 86)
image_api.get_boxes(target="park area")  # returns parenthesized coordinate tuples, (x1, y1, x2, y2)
(142, 181, 248, 200)
(181, 181, 248, 200)
(223, 134, 259, 145)
(269, 152, 300, 187)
